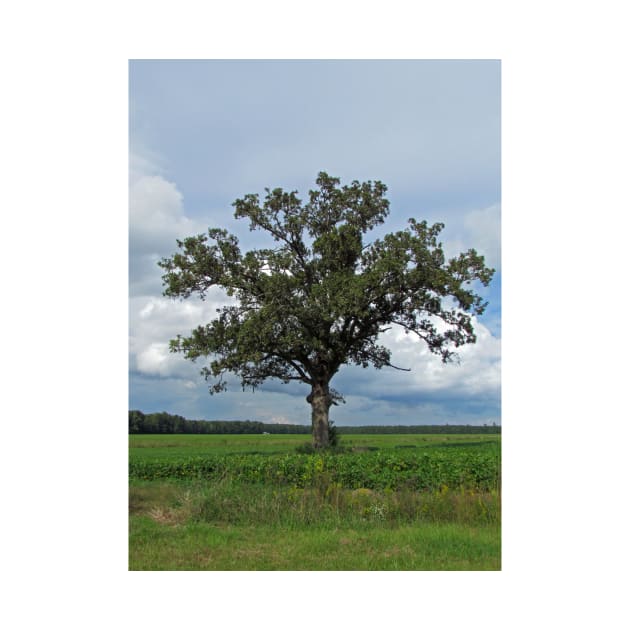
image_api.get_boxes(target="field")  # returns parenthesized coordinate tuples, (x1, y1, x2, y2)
(129, 433, 501, 570)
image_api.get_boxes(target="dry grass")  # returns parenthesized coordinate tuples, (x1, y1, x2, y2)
(147, 507, 185, 526)
(131, 483, 194, 526)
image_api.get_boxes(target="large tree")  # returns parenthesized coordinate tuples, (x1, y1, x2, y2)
(159, 173, 494, 448)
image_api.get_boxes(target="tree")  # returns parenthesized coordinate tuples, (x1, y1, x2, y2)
(129, 409, 145, 433)
(159, 172, 494, 448)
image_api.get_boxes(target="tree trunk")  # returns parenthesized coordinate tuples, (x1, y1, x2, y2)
(308, 381, 331, 449)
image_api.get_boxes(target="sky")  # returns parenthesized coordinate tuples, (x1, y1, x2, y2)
(129, 59, 501, 426)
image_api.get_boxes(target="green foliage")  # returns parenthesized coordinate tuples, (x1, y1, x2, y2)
(157, 173, 495, 447)
(294, 443, 317, 455)
(129, 443, 500, 492)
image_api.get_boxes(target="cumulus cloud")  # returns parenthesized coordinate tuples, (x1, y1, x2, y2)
(128, 153, 238, 393)
(129, 152, 208, 296)
(333, 317, 500, 403)
(135, 342, 178, 377)
(129, 290, 233, 381)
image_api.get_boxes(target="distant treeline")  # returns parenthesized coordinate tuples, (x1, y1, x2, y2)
(129, 410, 309, 435)
(129, 410, 500, 435)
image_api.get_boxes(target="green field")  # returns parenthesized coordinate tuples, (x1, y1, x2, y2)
(129, 433, 501, 570)
(130, 432, 499, 458)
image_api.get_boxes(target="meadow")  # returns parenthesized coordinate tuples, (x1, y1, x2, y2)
(129, 433, 501, 570)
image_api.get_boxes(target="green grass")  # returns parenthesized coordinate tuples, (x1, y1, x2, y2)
(129, 477, 500, 570)
(129, 517, 500, 570)
(128, 433, 501, 570)
(129, 433, 500, 460)
(129, 433, 304, 458)
(130, 478, 500, 527)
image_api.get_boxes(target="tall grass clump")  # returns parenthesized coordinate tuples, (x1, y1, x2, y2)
(163, 478, 501, 529)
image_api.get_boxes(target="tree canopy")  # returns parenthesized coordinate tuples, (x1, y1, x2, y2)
(159, 172, 495, 447)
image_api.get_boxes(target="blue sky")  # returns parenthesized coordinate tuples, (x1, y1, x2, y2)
(129, 59, 501, 425)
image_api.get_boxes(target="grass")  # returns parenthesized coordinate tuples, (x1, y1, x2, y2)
(129, 477, 500, 570)
(130, 478, 500, 526)
(129, 432, 500, 460)
(129, 518, 500, 570)
(128, 433, 501, 570)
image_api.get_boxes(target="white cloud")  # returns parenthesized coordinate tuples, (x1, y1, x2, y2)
(129, 290, 233, 380)
(135, 342, 176, 377)
(129, 152, 208, 296)
(130, 175, 188, 253)
(128, 151, 240, 388)
(334, 317, 500, 401)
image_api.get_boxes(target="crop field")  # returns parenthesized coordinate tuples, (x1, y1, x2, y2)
(129, 433, 501, 570)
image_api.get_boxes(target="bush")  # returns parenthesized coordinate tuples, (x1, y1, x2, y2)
(328, 419, 339, 447)
(295, 443, 316, 455)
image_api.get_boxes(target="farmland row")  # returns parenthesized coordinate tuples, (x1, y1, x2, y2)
(129, 445, 500, 491)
